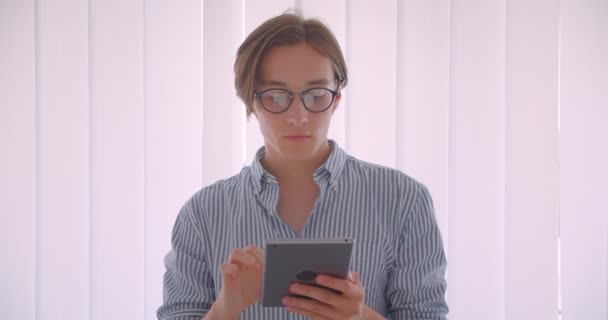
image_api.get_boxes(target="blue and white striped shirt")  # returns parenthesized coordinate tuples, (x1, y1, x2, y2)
(158, 141, 448, 319)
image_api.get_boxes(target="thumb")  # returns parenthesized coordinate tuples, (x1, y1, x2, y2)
(348, 271, 361, 284)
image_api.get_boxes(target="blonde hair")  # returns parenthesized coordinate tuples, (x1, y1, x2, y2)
(234, 12, 348, 117)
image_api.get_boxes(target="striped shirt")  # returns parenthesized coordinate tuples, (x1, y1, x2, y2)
(157, 140, 448, 319)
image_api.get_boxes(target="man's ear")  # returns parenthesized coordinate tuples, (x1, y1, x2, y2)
(332, 90, 342, 113)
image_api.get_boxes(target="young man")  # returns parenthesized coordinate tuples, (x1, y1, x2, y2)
(158, 13, 448, 320)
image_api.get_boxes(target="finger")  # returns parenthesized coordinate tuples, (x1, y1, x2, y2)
(288, 283, 344, 307)
(349, 271, 361, 285)
(316, 274, 359, 296)
(228, 248, 257, 266)
(243, 245, 263, 264)
(220, 263, 240, 279)
(282, 295, 338, 319)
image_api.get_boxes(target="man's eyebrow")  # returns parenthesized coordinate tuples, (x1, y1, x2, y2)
(259, 78, 332, 86)
(260, 80, 288, 86)
(307, 78, 331, 85)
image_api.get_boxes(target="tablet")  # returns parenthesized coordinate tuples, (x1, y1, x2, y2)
(260, 238, 354, 307)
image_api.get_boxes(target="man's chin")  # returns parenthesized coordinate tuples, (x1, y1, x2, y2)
(279, 140, 331, 160)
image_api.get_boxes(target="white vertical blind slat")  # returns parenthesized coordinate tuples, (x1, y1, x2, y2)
(298, 0, 348, 149)
(505, 1, 560, 319)
(559, 0, 608, 319)
(144, 1, 203, 319)
(397, 0, 451, 251)
(89, 0, 145, 318)
(202, 0, 245, 185)
(346, 0, 397, 167)
(37, 0, 90, 319)
(448, 1, 507, 319)
(0, 1, 36, 319)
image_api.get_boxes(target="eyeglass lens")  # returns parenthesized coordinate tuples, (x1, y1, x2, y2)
(260, 88, 334, 112)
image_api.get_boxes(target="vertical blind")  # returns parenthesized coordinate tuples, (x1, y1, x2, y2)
(1, 0, 606, 319)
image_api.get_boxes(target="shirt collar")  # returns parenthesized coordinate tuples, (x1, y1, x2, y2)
(250, 139, 347, 194)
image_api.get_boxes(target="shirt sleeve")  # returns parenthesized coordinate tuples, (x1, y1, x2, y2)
(157, 198, 216, 320)
(386, 183, 449, 320)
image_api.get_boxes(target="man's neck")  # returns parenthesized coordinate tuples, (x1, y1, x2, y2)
(261, 143, 331, 184)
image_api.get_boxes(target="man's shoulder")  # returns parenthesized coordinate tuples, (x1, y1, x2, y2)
(183, 166, 253, 209)
(343, 155, 425, 190)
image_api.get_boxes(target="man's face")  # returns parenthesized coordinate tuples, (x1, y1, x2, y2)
(253, 42, 341, 162)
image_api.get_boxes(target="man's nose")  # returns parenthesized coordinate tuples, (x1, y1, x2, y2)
(286, 95, 309, 125)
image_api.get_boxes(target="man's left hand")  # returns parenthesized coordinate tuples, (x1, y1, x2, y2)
(282, 271, 365, 320)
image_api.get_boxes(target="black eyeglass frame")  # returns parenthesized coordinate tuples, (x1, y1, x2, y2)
(253, 82, 342, 114)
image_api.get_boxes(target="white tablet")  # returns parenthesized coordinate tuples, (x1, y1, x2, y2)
(260, 238, 354, 307)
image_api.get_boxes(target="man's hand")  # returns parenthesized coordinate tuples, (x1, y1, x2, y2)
(281, 271, 368, 320)
(208, 245, 263, 319)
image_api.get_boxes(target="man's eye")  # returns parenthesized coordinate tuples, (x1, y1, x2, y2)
(270, 94, 288, 105)
(308, 90, 327, 98)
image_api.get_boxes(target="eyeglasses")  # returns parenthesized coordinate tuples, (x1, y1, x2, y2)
(254, 87, 339, 113)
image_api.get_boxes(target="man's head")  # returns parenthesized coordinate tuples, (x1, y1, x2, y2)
(234, 13, 348, 117)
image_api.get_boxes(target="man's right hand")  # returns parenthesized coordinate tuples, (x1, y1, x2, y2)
(206, 245, 264, 319)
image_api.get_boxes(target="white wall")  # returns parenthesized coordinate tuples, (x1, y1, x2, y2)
(1, 0, 606, 319)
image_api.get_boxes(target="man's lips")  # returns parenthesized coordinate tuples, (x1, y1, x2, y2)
(284, 134, 312, 140)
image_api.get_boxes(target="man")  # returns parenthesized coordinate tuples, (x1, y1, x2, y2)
(158, 12, 448, 320)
